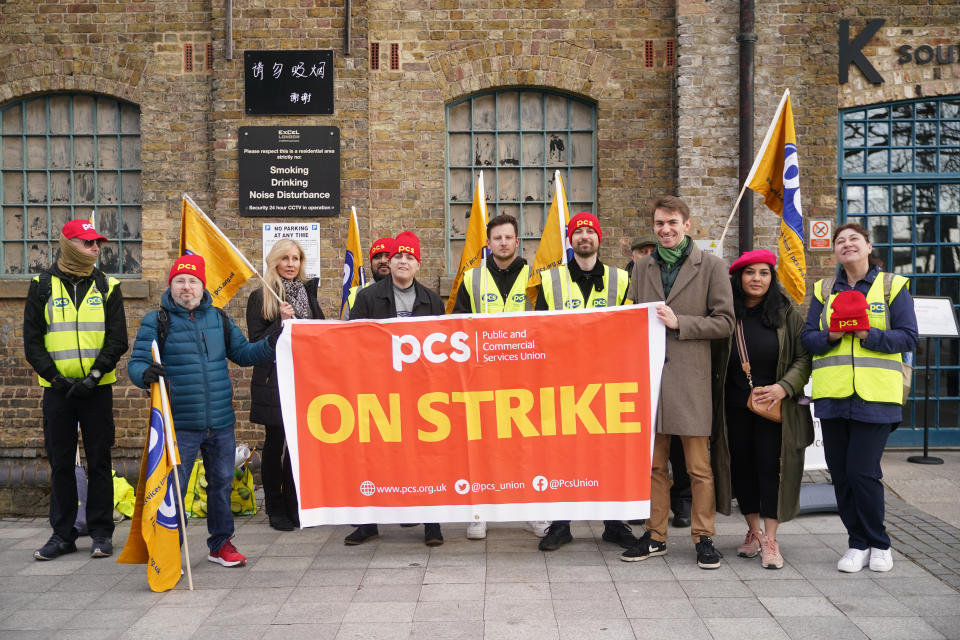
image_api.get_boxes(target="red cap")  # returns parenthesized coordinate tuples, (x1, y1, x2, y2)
(369, 237, 395, 260)
(392, 231, 421, 262)
(61, 219, 107, 242)
(169, 254, 206, 287)
(729, 249, 777, 274)
(829, 290, 870, 332)
(567, 212, 602, 244)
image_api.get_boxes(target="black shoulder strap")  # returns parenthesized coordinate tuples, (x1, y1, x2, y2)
(38, 272, 52, 303)
(156, 307, 170, 354)
(217, 307, 231, 350)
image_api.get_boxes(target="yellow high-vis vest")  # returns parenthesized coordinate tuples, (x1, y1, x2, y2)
(540, 264, 629, 310)
(347, 280, 374, 309)
(463, 264, 530, 313)
(37, 274, 118, 386)
(811, 272, 908, 404)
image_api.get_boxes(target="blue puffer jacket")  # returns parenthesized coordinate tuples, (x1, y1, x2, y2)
(128, 289, 275, 430)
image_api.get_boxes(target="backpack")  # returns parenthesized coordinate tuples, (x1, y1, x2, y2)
(156, 305, 231, 355)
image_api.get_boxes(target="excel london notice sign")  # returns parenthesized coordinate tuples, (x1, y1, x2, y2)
(238, 126, 340, 217)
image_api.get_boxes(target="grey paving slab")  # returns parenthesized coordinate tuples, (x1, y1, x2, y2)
(617, 579, 686, 599)
(342, 600, 417, 623)
(701, 616, 789, 640)
(273, 600, 350, 625)
(413, 599, 484, 621)
(630, 618, 711, 640)
(189, 624, 273, 640)
(758, 595, 844, 617)
(925, 616, 960, 640)
(419, 582, 485, 601)
(557, 618, 636, 640)
(894, 594, 960, 617)
(351, 583, 421, 602)
(422, 565, 485, 584)
(298, 568, 365, 586)
(778, 616, 870, 640)
(850, 616, 947, 640)
(680, 578, 753, 598)
(484, 581, 551, 600)
(483, 619, 559, 640)
(411, 620, 484, 639)
(260, 623, 339, 640)
(690, 596, 769, 618)
(334, 621, 413, 640)
(361, 567, 426, 585)
(551, 579, 619, 600)
(829, 594, 917, 617)
(483, 598, 556, 621)
(552, 597, 626, 620)
(545, 564, 613, 582)
(287, 584, 358, 602)
(621, 596, 697, 619)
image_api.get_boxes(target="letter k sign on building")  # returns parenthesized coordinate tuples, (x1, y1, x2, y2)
(839, 19, 885, 84)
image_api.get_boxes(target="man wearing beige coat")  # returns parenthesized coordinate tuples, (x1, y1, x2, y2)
(621, 195, 735, 569)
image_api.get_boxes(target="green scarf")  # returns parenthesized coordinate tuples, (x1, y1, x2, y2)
(656, 237, 689, 268)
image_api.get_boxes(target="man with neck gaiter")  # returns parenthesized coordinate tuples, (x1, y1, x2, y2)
(533, 212, 638, 552)
(23, 219, 128, 561)
(346, 231, 447, 547)
(620, 195, 734, 570)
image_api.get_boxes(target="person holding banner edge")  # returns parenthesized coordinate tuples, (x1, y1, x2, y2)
(713, 249, 813, 570)
(621, 195, 734, 569)
(533, 211, 639, 552)
(801, 222, 917, 573)
(128, 254, 277, 567)
(247, 239, 325, 531)
(24, 219, 128, 561)
(347, 231, 446, 546)
(452, 213, 550, 541)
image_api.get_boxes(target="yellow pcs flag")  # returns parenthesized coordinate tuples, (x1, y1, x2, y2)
(117, 342, 182, 592)
(340, 206, 366, 318)
(179, 194, 256, 307)
(525, 171, 571, 306)
(744, 89, 807, 304)
(445, 172, 489, 314)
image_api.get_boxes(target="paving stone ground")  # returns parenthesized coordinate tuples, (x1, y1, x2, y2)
(0, 450, 958, 640)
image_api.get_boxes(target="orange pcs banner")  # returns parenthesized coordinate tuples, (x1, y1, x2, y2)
(276, 305, 665, 527)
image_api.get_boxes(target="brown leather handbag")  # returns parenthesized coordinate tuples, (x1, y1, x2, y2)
(735, 320, 782, 423)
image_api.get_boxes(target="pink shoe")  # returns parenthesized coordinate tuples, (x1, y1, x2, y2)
(737, 530, 762, 558)
(760, 535, 783, 569)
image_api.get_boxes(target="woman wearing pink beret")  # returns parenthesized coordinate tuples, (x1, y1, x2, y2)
(713, 249, 813, 569)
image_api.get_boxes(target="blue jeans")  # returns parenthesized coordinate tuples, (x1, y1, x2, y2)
(176, 426, 235, 552)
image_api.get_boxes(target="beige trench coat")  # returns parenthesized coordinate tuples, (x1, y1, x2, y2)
(628, 244, 735, 437)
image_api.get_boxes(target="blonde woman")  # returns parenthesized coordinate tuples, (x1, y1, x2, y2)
(246, 239, 324, 531)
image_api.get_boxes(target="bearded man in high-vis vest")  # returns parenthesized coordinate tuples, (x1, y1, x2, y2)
(23, 219, 128, 561)
(533, 212, 638, 552)
(452, 213, 549, 541)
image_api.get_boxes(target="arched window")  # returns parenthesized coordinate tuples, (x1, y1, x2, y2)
(446, 90, 596, 271)
(1, 94, 142, 276)
(840, 96, 960, 441)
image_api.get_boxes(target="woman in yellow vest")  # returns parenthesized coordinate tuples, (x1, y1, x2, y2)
(801, 223, 917, 574)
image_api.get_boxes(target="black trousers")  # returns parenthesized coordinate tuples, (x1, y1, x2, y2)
(726, 405, 782, 520)
(42, 386, 115, 541)
(261, 422, 299, 522)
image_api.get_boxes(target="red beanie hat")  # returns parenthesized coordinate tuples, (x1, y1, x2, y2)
(169, 254, 206, 287)
(369, 237, 395, 260)
(729, 249, 777, 274)
(392, 231, 421, 262)
(829, 290, 870, 332)
(567, 212, 602, 244)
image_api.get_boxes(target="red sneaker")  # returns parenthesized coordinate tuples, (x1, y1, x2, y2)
(208, 538, 246, 567)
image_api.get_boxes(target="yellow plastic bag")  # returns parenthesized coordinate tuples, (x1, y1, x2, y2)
(182, 458, 257, 518)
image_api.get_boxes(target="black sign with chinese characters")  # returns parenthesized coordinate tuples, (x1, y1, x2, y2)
(239, 126, 340, 217)
(244, 50, 334, 115)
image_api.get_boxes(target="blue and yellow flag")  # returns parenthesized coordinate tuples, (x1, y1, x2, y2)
(445, 172, 489, 314)
(117, 342, 182, 592)
(744, 89, 806, 304)
(340, 206, 366, 319)
(526, 171, 572, 306)
(179, 194, 257, 308)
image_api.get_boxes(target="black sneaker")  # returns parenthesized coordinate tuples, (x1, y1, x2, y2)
(424, 523, 444, 547)
(90, 537, 112, 558)
(34, 534, 77, 561)
(620, 531, 667, 562)
(695, 535, 723, 569)
(344, 524, 379, 545)
(537, 522, 573, 551)
(601, 522, 638, 549)
(269, 515, 296, 531)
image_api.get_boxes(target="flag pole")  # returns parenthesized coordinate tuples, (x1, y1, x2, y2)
(555, 171, 572, 306)
(151, 341, 193, 591)
(181, 193, 283, 305)
(718, 89, 791, 249)
(352, 206, 365, 287)
(478, 171, 489, 315)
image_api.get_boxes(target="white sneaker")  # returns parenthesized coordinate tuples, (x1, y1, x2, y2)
(525, 521, 550, 537)
(466, 521, 487, 540)
(837, 548, 870, 573)
(869, 547, 893, 572)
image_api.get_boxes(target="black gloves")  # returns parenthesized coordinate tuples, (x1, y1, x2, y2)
(141, 364, 167, 386)
(67, 372, 100, 399)
(50, 375, 77, 395)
